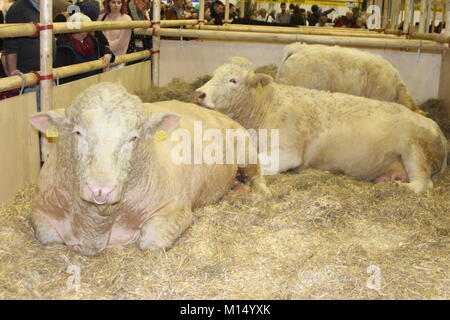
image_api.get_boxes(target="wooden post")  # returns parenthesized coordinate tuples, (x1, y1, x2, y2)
(40, 0, 53, 161)
(425, 0, 432, 32)
(390, 0, 401, 29)
(199, 0, 205, 26)
(446, 0, 450, 36)
(430, 1, 436, 33)
(382, 0, 389, 28)
(419, 0, 428, 33)
(443, 1, 448, 29)
(403, 0, 412, 33)
(240, 0, 245, 19)
(225, 0, 230, 22)
(151, 0, 160, 88)
(442, 1, 447, 31)
(40, 0, 53, 113)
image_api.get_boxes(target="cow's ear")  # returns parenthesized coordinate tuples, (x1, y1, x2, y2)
(144, 112, 180, 137)
(29, 108, 66, 133)
(247, 73, 273, 88)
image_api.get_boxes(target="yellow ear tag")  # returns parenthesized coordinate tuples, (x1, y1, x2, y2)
(155, 130, 168, 141)
(45, 125, 59, 138)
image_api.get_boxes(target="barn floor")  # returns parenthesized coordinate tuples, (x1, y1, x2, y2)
(0, 70, 448, 299)
(0, 168, 449, 299)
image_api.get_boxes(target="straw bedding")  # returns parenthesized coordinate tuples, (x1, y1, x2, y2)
(0, 67, 448, 300)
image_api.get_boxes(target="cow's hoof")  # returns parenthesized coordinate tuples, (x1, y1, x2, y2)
(137, 236, 171, 251)
(396, 180, 433, 194)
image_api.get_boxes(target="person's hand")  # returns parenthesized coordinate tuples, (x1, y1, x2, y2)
(9, 69, 21, 76)
(101, 54, 112, 72)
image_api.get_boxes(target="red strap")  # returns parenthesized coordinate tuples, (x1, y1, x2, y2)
(39, 24, 53, 31)
(151, 21, 160, 26)
(31, 23, 53, 37)
(39, 74, 53, 81)
(150, 49, 160, 55)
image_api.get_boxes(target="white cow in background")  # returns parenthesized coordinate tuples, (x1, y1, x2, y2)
(195, 57, 448, 194)
(276, 43, 425, 114)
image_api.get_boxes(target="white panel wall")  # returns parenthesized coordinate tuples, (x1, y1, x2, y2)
(159, 39, 442, 105)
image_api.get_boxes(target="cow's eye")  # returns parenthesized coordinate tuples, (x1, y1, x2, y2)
(128, 136, 139, 143)
(72, 130, 82, 136)
(229, 78, 237, 84)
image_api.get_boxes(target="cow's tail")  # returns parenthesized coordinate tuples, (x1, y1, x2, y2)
(276, 43, 303, 80)
(397, 82, 427, 116)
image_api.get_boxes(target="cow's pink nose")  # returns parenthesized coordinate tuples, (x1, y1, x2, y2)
(194, 91, 206, 103)
(84, 183, 118, 205)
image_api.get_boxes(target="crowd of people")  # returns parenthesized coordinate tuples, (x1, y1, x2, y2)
(0, 0, 446, 102)
(0, 0, 153, 101)
(252, 4, 368, 28)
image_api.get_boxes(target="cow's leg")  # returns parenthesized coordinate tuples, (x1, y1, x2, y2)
(238, 164, 272, 198)
(138, 206, 193, 251)
(30, 211, 64, 244)
(397, 147, 434, 193)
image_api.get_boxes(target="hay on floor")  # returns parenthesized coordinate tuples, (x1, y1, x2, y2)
(0, 168, 449, 299)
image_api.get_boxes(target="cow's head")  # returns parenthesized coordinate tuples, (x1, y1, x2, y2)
(29, 83, 179, 206)
(194, 57, 273, 113)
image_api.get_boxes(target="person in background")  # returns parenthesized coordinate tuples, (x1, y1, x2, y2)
(210, 0, 224, 25)
(229, 3, 238, 20)
(290, 6, 306, 26)
(165, 0, 185, 19)
(204, 6, 212, 22)
(334, 10, 356, 28)
(275, 3, 290, 24)
(184, 0, 198, 19)
(77, 0, 101, 21)
(255, 8, 274, 23)
(355, 17, 366, 29)
(4, 0, 40, 77)
(54, 13, 114, 84)
(3, 0, 45, 108)
(127, 0, 151, 53)
(269, 9, 276, 21)
(0, 10, 8, 81)
(128, 0, 149, 21)
(53, 0, 72, 22)
(98, 0, 132, 69)
(288, 3, 295, 14)
(315, 14, 328, 27)
(308, 4, 334, 27)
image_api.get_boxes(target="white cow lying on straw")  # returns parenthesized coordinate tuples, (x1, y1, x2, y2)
(28, 82, 269, 256)
(195, 57, 448, 194)
(276, 43, 425, 114)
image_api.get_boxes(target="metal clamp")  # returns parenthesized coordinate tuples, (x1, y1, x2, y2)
(416, 40, 423, 63)
(53, 70, 60, 86)
(179, 26, 184, 48)
(13, 71, 27, 95)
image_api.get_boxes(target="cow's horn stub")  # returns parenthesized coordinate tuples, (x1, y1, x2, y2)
(227, 57, 253, 70)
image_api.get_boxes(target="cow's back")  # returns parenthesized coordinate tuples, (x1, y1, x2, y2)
(143, 100, 247, 208)
(276, 44, 412, 108)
